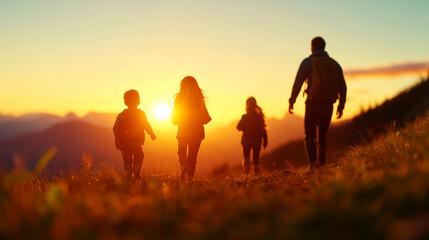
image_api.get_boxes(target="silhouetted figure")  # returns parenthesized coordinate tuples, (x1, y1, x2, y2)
(113, 90, 156, 180)
(288, 36, 347, 172)
(237, 97, 268, 175)
(171, 76, 211, 181)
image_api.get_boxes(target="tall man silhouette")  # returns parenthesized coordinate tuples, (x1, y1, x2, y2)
(288, 36, 347, 171)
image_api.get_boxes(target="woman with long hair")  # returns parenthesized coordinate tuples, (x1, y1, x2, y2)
(237, 97, 268, 175)
(171, 76, 211, 180)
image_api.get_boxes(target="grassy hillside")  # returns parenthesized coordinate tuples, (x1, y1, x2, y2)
(262, 77, 429, 170)
(1, 110, 429, 239)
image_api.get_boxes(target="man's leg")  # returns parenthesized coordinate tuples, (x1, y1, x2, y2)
(318, 104, 333, 165)
(242, 145, 251, 174)
(186, 140, 202, 180)
(252, 144, 262, 175)
(304, 104, 318, 165)
(121, 146, 133, 178)
(177, 140, 188, 180)
(132, 145, 144, 179)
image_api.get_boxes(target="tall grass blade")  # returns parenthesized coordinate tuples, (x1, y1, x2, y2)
(34, 147, 58, 175)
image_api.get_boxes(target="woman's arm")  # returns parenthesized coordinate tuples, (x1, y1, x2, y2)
(262, 128, 268, 148)
(236, 115, 245, 131)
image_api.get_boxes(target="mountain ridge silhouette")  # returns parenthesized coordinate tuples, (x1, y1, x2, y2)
(0, 120, 122, 174)
(0, 112, 117, 141)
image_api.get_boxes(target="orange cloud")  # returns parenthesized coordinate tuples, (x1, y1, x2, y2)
(344, 61, 429, 79)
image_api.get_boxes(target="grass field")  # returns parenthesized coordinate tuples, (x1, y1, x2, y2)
(1, 111, 429, 239)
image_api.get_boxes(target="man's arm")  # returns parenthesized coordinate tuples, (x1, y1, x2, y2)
(288, 58, 310, 113)
(336, 63, 347, 119)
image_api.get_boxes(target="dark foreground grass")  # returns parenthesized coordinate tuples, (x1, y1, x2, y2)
(1, 112, 429, 240)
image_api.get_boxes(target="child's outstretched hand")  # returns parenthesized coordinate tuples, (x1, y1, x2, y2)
(263, 141, 268, 149)
(151, 134, 156, 140)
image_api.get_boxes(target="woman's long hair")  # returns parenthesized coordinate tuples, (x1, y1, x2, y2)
(175, 76, 207, 107)
(246, 96, 267, 127)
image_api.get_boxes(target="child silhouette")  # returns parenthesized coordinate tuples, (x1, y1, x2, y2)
(113, 90, 156, 180)
(237, 97, 268, 175)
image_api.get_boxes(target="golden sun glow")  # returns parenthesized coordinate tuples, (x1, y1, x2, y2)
(154, 104, 171, 120)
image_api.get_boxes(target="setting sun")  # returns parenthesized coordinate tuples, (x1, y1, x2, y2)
(154, 104, 171, 120)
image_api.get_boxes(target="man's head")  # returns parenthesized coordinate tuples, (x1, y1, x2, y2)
(311, 36, 326, 52)
(124, 89, 140, 108)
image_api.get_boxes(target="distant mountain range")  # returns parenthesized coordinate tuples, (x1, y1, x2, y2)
(262, 77, 429, 170)
(0, 121, 121, 174)
(0, 113, 68, 141)
(0, 108, 310, 174)
(0, 112, 117, 141)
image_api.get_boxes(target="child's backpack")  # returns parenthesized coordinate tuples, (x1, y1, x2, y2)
(307, 55, 341, 102)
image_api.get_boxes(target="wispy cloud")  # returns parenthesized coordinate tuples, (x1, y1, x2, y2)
(344, 61, 429, 79)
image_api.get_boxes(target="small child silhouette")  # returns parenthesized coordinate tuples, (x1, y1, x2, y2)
(113, 90, 156, 180)
(237, 97, 268, 175)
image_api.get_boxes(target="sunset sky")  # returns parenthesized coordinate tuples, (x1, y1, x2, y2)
(1, 0, 428, 128)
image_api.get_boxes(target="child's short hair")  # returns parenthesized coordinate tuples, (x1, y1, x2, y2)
(124, 90, 140, 107)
